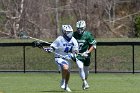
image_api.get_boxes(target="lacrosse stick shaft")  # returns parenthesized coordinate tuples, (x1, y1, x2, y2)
(51, 50, 82, 59)
(18, 31, 51, 45)
(29, 36, 51, 45)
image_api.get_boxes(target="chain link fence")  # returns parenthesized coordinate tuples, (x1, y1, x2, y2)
(0, 42, 140, 73)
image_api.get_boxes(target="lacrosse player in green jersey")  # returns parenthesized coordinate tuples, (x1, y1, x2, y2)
(73, 20, 97, 90)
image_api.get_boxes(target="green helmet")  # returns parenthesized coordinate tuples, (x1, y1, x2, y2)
(76, 20, 86, 34)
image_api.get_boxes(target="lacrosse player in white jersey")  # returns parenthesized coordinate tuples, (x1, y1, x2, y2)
(44, 25, 79, 92)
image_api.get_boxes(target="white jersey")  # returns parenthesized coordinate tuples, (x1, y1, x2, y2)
(50, 36, 78, 57)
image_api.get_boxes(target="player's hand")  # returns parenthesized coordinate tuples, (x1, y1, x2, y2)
(81, 51, 89, 57)
(43, 47, 53, 53)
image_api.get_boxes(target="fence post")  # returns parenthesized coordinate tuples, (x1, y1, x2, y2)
(132, 45, 135, 74)
(95, 48, 97, 73)
(23, 46, 26, 73)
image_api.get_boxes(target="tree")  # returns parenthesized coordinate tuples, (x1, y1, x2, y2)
(0, 0, 24, 38)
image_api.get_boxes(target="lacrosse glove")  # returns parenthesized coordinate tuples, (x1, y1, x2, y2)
(32, 41, 43, 48)
(81, 51, 89, 57)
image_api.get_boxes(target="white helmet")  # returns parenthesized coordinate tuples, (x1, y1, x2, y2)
(62, 25, 73, 41)
(76, 20, 86, 34)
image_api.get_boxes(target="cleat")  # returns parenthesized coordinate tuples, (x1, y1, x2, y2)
(61, 84, 65, 89)
(82, 82, 90, 90)
(64, 87, 72, 92)
(60, 80, 65, 89)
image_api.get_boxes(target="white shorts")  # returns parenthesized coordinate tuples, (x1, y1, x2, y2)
(55, 58, 71, 70)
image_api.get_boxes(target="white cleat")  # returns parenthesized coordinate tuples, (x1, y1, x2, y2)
(60, 80, 65, 89)
(60, 80, 72, 92)
(61, 83, 65, 89)
(82, 82, 90, 90)
(64, 87, 72, 92)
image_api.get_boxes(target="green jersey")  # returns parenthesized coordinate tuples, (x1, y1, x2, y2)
(73, 31, 96, 53)
(73, 31, 96, 65)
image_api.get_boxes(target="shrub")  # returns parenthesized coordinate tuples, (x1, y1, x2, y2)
(134, 15, 140, 37)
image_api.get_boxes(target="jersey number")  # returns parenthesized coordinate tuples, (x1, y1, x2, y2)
(79, 43, 84, 51)
(64, 47, 72, 53)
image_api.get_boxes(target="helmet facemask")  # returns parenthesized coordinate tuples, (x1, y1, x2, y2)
(77, 27, 85, 35)
(65, 31, 73, 38)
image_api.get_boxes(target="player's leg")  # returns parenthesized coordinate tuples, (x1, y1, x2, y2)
(84, 66, 89, 80)
(76, 59, 85, 80)
(56, 58, 71, 92)
(62, 62, 71, 92)
(60, 66, 65, 89)
(55, 58, 65, 89)
(63, 64, 71, 92)
(83, 58, 91, 89)
(76, 59, 88, 90)
(84, 58, 90, 80)
(62, 64, 69, 86)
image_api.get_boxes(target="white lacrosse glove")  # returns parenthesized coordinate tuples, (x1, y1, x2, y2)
(81, 51, 89, 57)
(43, 47, 53, 53)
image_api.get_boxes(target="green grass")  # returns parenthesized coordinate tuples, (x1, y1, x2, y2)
(0, 73, 140, 93)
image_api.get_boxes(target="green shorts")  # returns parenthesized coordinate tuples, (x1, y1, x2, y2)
(77, 55, 91, 66)
(81, 58, 90, 66)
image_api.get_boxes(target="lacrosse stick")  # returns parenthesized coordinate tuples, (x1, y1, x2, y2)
(33, 41, 83, 61)
(28, 36, 51, 45)
(18, 31, 51, 45)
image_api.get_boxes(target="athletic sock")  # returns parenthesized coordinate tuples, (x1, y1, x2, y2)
(79, 68, 85, 80)
(84, 66, 89, 79)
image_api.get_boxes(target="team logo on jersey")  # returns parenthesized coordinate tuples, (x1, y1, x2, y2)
(63, 43, 74, 53)
(77, 40, 85, 43)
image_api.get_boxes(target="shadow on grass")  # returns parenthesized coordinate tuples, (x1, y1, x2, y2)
(38, 89, 82, 93)
(39, 90, 65, 92)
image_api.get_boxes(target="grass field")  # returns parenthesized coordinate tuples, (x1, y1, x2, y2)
(0, 73, 140, 93)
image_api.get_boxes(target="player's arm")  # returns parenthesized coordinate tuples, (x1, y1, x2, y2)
(81, 44, 95, 57)
(68, 37, 79, 61)
(43, 36, 61, 52)
(87, 32, 97, 53)
(87, 45, 95, 53)
(73, 37, 79, 54)
(88, 39, 97, 52)
(82, 33, 97, 57)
